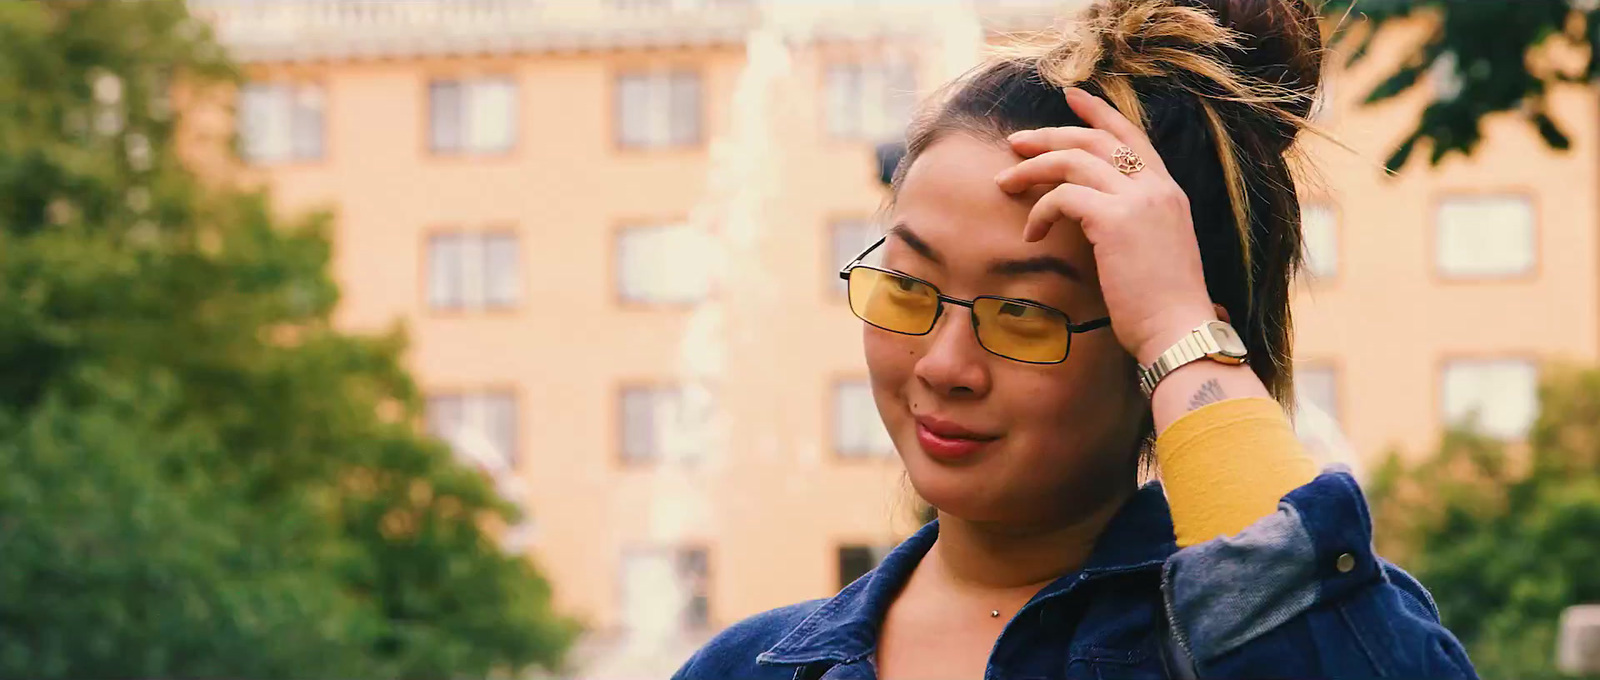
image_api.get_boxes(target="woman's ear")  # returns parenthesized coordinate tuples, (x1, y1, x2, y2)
(1213, 303, 1231, 324)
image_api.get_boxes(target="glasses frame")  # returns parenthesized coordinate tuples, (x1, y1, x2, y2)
(838, 235, 1112, 364)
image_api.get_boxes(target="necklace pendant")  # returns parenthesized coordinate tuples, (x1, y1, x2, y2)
(990, 610, 1000, 618)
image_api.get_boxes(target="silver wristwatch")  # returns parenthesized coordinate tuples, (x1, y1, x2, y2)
(1136, 319, 1249, 398)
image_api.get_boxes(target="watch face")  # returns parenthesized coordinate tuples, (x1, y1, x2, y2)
(1208, 321, 1248, 357)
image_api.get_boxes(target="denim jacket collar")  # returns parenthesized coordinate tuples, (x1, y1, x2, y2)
(756, 481, 1180, 666)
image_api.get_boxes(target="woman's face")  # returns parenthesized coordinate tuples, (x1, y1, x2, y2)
(868, 133, 1146, 525)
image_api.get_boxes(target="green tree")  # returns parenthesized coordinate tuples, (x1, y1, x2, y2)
(1366, 366, 1600, 680)
(0, 2, 577, 677)
(1324, 0, 1596, 171)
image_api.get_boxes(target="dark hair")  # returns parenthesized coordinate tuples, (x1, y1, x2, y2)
(891, 0, 1325, 407)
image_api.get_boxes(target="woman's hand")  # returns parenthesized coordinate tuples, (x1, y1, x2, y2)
(993, 87, 1216, 366)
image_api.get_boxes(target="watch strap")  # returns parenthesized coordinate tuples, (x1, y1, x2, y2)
(1137, 326, 1224, 398)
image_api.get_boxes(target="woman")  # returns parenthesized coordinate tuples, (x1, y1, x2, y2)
(675, 0, 1477, 677)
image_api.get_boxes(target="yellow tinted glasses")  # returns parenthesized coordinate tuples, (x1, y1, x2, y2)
(840, 237, 1111, 364)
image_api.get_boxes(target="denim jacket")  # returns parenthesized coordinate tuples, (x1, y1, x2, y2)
(672, 469, 1477, 679)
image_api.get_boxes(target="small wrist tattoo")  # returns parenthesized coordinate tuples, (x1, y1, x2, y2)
(1187, 379, 1226, 411)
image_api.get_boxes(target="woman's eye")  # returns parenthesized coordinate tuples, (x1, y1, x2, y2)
(882, 276, 932, 307)
(992, 302, 1061, 333)
(999, 302, 1052, 321)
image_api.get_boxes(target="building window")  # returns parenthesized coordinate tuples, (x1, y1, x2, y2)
(429, 77, 516, 155)
(825, 60, 916, 141)
(620, 386, 703, 464)
(834, 380, 894, 458)
(1435, 194, 1536, 279)
(616, 72, 702, 149)
(426, 391, 518, 470)
(1301, 203, 1338, 280)
(620, 547, 710, 632)
(837, 544, 893, 590)
(616, 223, 712, 305)
(1296, 364, 1339, 424)
(1441, 359, 1539, 439)
(426, 232, 521, 311)
(830, 219, 879, 295)
(238, 82, 324, 163)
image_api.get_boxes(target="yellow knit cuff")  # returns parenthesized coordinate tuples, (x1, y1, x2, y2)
(1155, 397, 1319, 548)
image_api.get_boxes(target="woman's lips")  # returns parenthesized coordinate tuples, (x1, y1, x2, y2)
(914, 416, 999, 461)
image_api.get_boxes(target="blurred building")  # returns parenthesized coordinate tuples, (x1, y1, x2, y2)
(188, 0, 1600, 674)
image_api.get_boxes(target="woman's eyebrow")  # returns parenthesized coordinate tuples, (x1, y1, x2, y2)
(890, 222, 1082, 281)
(988, 256, 1085, 282)
(887, 223, 943, 264)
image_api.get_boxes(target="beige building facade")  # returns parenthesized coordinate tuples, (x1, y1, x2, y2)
(191, 1, 1599, 673)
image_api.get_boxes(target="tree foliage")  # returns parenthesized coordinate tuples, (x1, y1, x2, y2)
(1324, 0, 1598, 171)
(1366, 365, 1600, 679)
(0, 2, 576, 677)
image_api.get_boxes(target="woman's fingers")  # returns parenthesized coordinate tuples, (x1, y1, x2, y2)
(1006, 125, 1123, 161)
(996, 148, 1130, 195)
(1021, 182, 1112, 243)
(1061, 87, 1168, 176)
(998, 88, 1178, 242)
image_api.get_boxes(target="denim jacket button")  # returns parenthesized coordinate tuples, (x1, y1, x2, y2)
(1335, 552, 1356, 573)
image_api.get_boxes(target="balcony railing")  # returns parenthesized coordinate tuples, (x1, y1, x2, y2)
(189, 0, 761, 62)
(188, 0, 1076, 63)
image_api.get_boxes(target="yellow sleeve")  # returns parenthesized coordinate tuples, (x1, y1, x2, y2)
(1155, 397, 1318, 548)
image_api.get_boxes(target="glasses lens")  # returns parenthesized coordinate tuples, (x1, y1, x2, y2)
(973, 298, 1071, 363)
(848, 268, 940, 334)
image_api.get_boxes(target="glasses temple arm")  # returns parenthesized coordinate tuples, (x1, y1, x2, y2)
(839, 235, 889, 279)
(1067, 316, 1112, 333)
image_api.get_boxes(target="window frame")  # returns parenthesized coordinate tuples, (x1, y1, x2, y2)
(830, 377, 896, 460)
(1299, 201, 1341, 284)
(613, 69, 705, 151)
(612, 221, 714, 307)
(422, 228, 524, 313)
(424, 388, 521, 471)
(827, 216, 880, 300)
(1437, 356, 1540, 441)
(425, 75, 520, 157)
(1431, 191, 1540, 282)
(836, 542, 895, 590)
(820, 57, 917, 143)
(1294, 360, 1342, 426)
(238, 80, 327, 165)
(617, 544, 713, 633)
(618, 383, 704, 466)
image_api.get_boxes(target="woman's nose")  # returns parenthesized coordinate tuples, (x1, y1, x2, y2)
(912, 308, 992, 399)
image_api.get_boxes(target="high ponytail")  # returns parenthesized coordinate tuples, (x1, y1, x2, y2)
(893, 0, 1325, 408)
